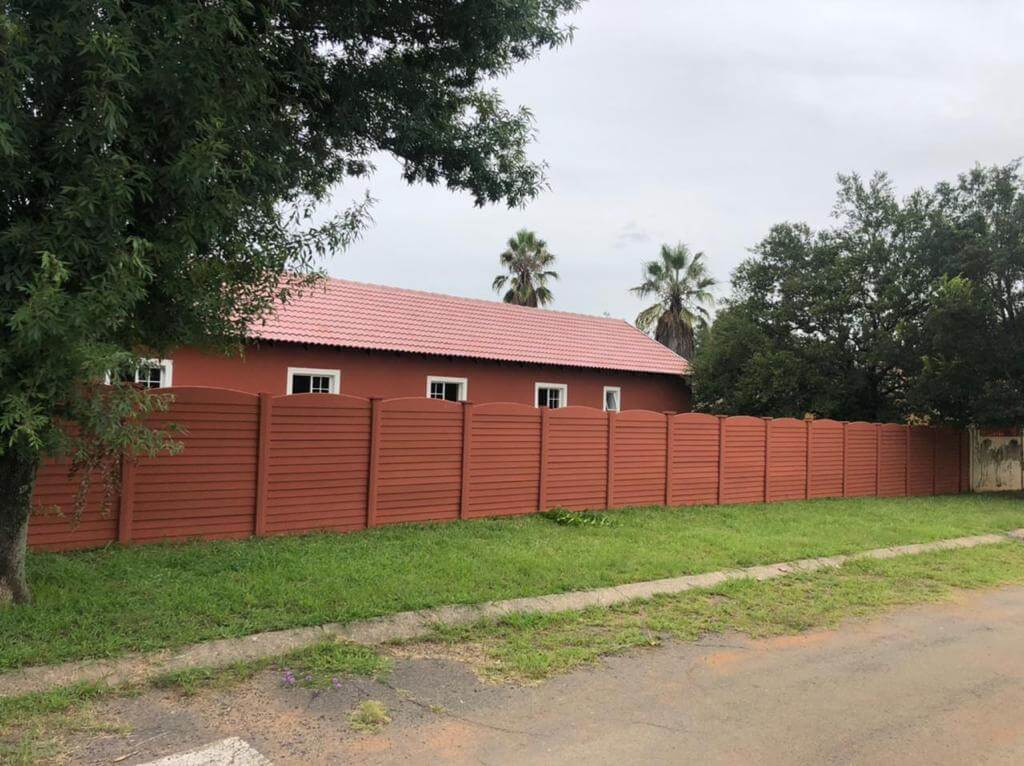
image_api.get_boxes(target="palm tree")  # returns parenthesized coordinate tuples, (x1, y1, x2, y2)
(632, 243, 716, 360)
(492, 229, 559, 307)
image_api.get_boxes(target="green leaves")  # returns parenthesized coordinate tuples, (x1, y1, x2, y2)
(0, 0, 579, 465)
(695, 162, 1024, 426)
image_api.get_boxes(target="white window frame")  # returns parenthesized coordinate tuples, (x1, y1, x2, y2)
(426, 376, 468, 401)
(105, 358, 173, 388)
(603, 386, 621, 412)
(287, 367, 341, 395)
(535, 382, 568, 409)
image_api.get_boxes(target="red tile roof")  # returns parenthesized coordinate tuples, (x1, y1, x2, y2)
(252, 278, 690, 376)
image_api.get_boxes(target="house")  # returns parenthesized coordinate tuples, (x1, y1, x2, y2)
(139, 278, 693, 412)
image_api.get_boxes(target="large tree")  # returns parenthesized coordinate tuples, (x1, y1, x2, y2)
(0, 0, 581, 603)
(693, 162, 1024, 426)
(631, 243, 716, 360)
(492, 228, 559, 306)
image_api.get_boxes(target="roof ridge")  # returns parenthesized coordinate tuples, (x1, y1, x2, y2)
(317, 276, 634, 327)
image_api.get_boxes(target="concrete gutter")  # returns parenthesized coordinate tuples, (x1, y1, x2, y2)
(2, 529, 1022, 699)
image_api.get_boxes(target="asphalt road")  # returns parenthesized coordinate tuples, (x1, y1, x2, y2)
(78, 585, 1024, 765)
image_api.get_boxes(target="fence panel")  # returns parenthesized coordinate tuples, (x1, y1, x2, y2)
(266, 394, 371, 534)
(29, 460, 119, 551)
(669, 413, 721, 506)
(933, 428, 961, 496)
(720, 416, 766, 504)
(766, 418, 807, 502)
(375, 397, 463, 525)
(844, 422, 878, 497)
(908, 426, 935, 496)
(28, 388, 973, 552)
(878, 424, 908, 496)
(546, 407, 608, 511)
(466, 402, 541, 518)
(612, 410, 667, 508)
(808, 420, 844, 499)
(132, 388, 259, 543)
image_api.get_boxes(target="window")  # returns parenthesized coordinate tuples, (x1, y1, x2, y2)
(426, 376, 467, 402)
(109, 359, 173, 389)
(603, 386, 621, 412)
(535, 382, 568, 408)
(287, 367, 340, 394)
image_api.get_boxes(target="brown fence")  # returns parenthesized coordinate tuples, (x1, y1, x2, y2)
(29, 388, 970, 551)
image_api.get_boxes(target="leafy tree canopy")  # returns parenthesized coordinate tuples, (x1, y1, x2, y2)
(0, 0, 581, 602)
(693, 162, 1024, 426)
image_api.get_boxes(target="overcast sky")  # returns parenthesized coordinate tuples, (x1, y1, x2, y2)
(320, 0, 1023, 322)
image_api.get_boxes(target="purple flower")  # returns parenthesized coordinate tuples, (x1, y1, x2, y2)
(282, 668, 296, 686)
(331, 677, 342, 690)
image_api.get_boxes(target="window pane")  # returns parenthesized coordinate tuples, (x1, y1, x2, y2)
(549, 388, 560, 408)
(605, 390, 620, 411)
(137, 366, 163, 389)
(292, 375, 312, 394)
(537, 388, 549, 407)
(442, 382, 459, 401)
(429, 382, 445, 399)
(311, 376, 331, 393)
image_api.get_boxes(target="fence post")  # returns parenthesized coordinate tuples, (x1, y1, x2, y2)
(117, 452, 135, 544)
(841, 421, 849, 498)
(605, 411, 617, 509)
(538, 408, 550, 512)
(254, 392, 273, 536)
(763, 418, 771, 503)
(904, 425, 911, 496)
(717, 416, 726, 505)
(664, 412, 675, 506)
(366, 398, 383, 527)
(459, 402, 474, 520)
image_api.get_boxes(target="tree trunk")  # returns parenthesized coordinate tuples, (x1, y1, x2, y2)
(0, 446, 39, 605)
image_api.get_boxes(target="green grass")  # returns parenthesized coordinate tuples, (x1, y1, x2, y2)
(3, 493, 1024, 670)
(348, 700, 391, 733)
(422, 542, 1024, 681)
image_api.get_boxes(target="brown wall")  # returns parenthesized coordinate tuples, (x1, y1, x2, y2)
(169, 344, 692, 412)
(29, 390, 969, 552)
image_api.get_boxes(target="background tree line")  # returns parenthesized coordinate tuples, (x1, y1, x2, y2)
(692, 161, 1024, 427)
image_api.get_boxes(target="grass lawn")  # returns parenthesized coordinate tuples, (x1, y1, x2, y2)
(419, 542, 1024, 681)
(3, 493, 1024, 671)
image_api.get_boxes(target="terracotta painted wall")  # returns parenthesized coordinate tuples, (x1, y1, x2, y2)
(169, 343, 692, 412)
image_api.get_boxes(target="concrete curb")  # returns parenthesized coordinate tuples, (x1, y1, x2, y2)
(2, 529, 1021, 699)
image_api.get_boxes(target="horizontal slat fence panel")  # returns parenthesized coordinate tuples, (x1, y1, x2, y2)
(767, 418, 807, 502)
(28, 388, 970, 551)
(933, 429, 961, 496)
(266, 394, 371, 534)
(844, 422, 879, 497)
(809, 419, 844, 499)
(466, 403, 541, 518)
(878, 424, 908, 497)
(375, 398, 463, 525)
(545, 407, 608, 511)
(133, 388, 259, 543)
(611, 410, 667, 508)
(669, 413, 720, 506)
(908, 426, 935, 496)
(29, 460, 119, 551)
(720, 416, 766, 505)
